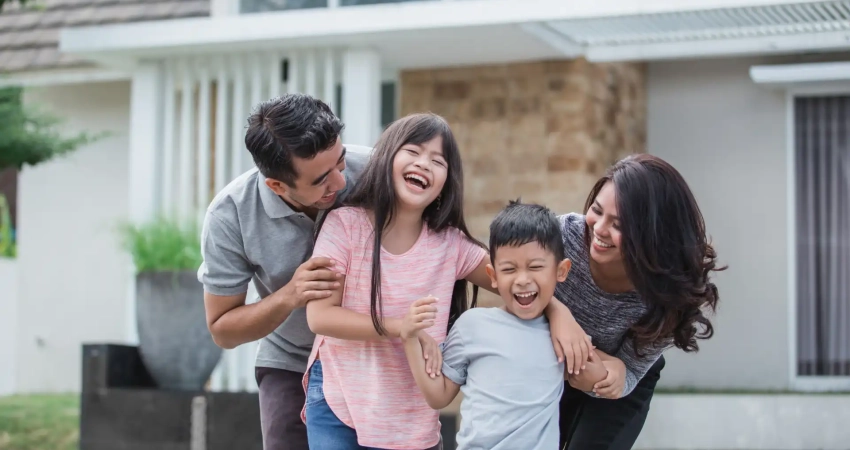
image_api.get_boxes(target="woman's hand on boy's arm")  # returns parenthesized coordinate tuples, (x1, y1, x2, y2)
(593, 354, 627, 399)
(545, 300, 595, 376)
(566, 350, 607, 392)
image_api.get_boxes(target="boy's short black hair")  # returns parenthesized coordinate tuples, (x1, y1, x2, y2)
(489, 199, 565, 264)
(244, 93, 344, 186)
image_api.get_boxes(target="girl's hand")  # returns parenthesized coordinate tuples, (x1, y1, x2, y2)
(593, 359, 626, 399)
(547, 302, 594, 375)
(400, 296, 437, 340)
(418, 332, 442, 379)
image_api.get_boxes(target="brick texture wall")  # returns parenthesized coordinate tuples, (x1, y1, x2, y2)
(400, 58, 646, 306)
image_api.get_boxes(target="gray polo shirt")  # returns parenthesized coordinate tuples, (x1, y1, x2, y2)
(441, 307, 565, 450)
(197, 146, 370, 373)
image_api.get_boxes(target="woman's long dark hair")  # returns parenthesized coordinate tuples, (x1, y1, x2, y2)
(318, 113, 484, 336)
(584, 154, 726, 357)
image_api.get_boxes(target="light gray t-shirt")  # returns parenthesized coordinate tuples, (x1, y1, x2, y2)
(440, 307, 565, 450)
(197, 146, 370, 373)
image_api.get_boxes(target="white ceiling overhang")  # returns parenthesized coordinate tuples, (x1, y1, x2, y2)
(58, 0, 850, 70)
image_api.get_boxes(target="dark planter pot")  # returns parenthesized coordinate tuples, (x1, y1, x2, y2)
(136, 271, 222, 391)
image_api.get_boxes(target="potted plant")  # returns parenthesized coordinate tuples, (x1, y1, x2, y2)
(119, 216, 222, 391)
(0, 194, 14, 258)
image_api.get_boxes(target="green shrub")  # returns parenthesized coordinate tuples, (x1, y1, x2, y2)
(118, 216, 202, 274)
(0, 194, 14, 258)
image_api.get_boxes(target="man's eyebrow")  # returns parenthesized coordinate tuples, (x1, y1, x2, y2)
(311, 147, 347, 186)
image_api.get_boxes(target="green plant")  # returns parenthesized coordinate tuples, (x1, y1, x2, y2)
(118, 216, 203, 274)
(0, 194, 14, 258)
(0, 87, 105, 172)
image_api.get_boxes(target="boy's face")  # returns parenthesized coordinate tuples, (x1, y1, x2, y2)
(486, 242, 571, 320)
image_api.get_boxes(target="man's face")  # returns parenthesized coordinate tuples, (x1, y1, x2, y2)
(264, 137, 348, 212)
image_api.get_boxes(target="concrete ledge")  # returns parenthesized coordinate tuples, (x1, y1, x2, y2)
(635, 394, 850, 450)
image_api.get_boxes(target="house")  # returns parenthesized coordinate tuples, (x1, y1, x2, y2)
(1, 0, 849, 448)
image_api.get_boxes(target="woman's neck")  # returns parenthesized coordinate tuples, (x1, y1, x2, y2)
(589, 258, 635, 294)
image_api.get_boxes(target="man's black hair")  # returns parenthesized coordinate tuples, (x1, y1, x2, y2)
(244, 93, 344, 186)
(489, 199, 565, 264)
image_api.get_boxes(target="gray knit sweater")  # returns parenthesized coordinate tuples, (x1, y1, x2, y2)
(554, 213, 670, 397)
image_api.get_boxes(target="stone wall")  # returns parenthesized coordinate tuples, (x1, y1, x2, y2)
(400, 58, 646, 306)
(400, 58, 646, 237)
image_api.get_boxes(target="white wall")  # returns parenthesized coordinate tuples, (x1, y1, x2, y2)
(17, 81, 131, 393)
(0, 259, 17, 396)
(647, 57, 790, 390)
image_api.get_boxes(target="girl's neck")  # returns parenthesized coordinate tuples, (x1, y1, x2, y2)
(373, 206, 425, 255)
(589, 258, 634, 294)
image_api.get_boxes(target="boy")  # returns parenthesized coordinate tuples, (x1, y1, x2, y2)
(399, 200, 609, 449)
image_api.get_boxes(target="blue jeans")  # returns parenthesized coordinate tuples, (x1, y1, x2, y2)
(304, 360, 442, 450)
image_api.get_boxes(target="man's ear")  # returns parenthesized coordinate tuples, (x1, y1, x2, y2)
(264, 178, 291, 197)
(556, 259, 572, 282)
(485, 264, 498, 290)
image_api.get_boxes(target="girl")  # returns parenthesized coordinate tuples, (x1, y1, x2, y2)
(301, 113, 490, 450)
(551, 154, 725, 449)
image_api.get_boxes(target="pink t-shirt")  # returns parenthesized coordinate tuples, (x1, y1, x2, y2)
(301, 206, 487, 449)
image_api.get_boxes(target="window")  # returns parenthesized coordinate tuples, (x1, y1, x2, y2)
(794, 95, 850, 377)
(240, 0, 328, 13)
(240, 0, 432, 13)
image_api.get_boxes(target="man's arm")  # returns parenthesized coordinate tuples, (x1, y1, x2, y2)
(402, 334, 460, 410)
(205, 257, 341, 349)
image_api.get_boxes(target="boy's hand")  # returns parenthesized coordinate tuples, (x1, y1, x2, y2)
(418, 333, 442, 379)
(593, 358, 626, 399)
(547, 302, 595, 375)
(400, 296, 438, 340)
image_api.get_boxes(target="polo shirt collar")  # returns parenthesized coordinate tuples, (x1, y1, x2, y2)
(257, 170, 298, 219)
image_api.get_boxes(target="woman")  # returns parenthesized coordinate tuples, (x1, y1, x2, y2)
(552, 154, 724, 449)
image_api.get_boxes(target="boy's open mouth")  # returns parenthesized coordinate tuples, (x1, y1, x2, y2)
(513, 291, 538, 308)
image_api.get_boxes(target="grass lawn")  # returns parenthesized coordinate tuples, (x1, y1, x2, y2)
(0, 394, 79, 450)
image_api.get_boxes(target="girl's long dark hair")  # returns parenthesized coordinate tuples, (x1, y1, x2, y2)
(584, 154, 726, 357)
(318, 113, 484, 335)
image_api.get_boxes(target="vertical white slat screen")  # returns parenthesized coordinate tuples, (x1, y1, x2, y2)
(196, 64, 212, 217)
(305, 50, 318, 97)
(324, 49, 336, 111)
(214, 59, 230, 193)
(161, 61, 176, 215)
(150, 49, 354, 392)
(178, 61, 195, 218)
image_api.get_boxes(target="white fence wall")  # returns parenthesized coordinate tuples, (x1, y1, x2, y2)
(150, 49, 341, 393)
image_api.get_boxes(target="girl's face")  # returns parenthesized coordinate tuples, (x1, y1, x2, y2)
(392, 135, 448, 213)
(585, 181, 624, 266)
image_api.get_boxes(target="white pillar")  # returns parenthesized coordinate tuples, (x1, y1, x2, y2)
(127, 61, 165, 344)
(342, 48, 381, 147)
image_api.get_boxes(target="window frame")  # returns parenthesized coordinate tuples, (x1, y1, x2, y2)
(786, 82, 850, 392)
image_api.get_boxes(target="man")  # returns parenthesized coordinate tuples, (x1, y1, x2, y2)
(197, 93, 370, 449)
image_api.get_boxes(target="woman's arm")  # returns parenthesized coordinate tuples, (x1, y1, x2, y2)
(305, 275, 402, 340)
(545, 300, 595, 376)
(566, 349, 619, 393)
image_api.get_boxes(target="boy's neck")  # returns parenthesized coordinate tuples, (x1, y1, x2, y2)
(499, 305, 545, 321)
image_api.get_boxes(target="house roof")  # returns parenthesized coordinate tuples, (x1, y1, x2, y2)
(0, 0, 209, 74)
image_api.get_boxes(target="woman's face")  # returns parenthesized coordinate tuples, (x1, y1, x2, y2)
(585, 181, 624, 266)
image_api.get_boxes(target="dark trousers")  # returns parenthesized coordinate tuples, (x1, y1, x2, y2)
(559, 355, 665, 450)
(256, 367, 309, 450)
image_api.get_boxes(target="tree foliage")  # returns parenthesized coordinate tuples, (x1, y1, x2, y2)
(0, 87, 104, 171)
